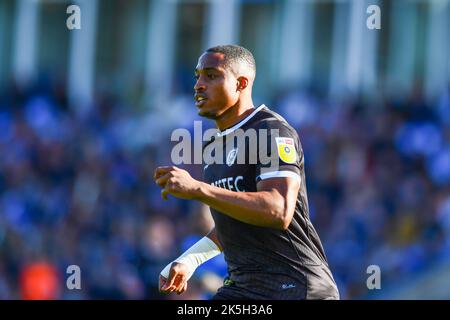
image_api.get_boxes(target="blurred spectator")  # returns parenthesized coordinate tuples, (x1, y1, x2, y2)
(20, 261, 60, 300)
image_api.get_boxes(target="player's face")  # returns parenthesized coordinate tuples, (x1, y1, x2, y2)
(194, 52, 239, 119)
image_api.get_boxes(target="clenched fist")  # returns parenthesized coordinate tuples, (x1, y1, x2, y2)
(154, 166, 203, 200)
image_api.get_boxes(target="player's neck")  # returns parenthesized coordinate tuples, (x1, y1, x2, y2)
(215, 100, 255, 131)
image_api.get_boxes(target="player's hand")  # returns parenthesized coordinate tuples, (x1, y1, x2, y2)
(154, 166, 202, 200)
(159, 262, 189, 295)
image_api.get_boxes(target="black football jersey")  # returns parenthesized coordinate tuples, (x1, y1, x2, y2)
(203, 105, 339, 299)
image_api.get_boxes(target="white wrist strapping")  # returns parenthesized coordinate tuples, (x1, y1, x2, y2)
(160, 236, 221, 281)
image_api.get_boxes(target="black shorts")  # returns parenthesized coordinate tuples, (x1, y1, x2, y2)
(212, 271, 339, 300)
(211, 275, 308, 300)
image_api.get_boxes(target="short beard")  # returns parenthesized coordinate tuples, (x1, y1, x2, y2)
(198, 109, 219, 120)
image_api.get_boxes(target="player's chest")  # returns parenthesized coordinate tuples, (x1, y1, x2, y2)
(203, 137, 256, 192)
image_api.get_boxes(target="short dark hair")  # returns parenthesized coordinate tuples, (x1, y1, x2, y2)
(206, 44, 256, 76)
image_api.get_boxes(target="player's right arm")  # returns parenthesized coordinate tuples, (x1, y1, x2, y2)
(159, 228, 222, 295)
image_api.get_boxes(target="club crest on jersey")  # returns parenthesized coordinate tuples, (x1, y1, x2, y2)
(275, 137, 296, 164)
(226, 148, 239, 166)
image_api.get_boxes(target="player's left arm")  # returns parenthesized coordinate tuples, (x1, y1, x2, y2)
(154, 166, 300, 230)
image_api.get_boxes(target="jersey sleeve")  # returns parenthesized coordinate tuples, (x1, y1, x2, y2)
(255, 119, 303, 184)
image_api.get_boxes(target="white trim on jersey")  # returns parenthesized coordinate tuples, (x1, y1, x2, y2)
(256, 170, 301, 183)
(217, 104, 266, 137)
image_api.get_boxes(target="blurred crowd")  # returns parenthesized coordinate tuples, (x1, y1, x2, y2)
(277, 86, 450, 298)
(0, 77, 227, 300)
(0, 76, 449, 299)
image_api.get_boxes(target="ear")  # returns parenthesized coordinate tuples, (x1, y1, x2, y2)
(236, 76, 249, 91)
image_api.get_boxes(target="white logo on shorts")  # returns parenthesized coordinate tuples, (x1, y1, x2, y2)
(281, 283, 296, 290)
